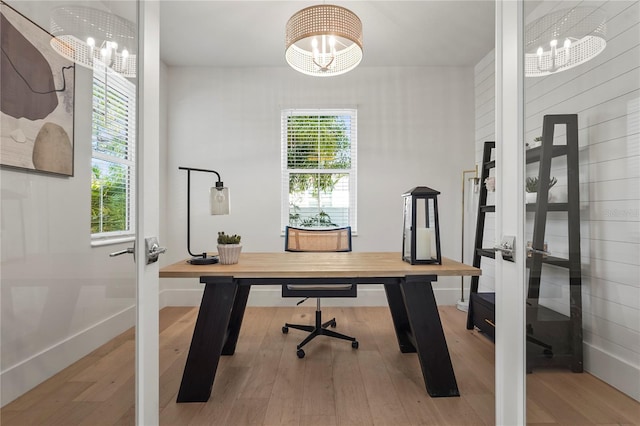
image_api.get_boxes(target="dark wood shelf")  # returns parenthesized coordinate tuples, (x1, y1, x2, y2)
(526, 202, 568, 212)
(526, 255, 570, 268)
(526, 145, 568, 164)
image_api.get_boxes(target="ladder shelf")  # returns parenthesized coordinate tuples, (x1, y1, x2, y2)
(466, 114, 583, 373)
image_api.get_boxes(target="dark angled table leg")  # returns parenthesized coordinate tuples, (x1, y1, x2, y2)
(221, 284, 251, 355)
(384, 281, 416, 353)
(177, 276, 237, 403)
(401, 275, 459, 397)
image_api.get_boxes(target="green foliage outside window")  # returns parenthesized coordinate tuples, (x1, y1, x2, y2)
(91, 163, 128, 234)
(287, 115, 351, 195)
(91, 66, 135, 236)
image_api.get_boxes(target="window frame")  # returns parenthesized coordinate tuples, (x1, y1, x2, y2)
(90, 61, 136, 244)
(281, 108, 357, 233)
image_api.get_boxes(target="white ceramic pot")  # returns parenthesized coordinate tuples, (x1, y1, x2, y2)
(217, 244, 242, 264)
(525, 192, 537, 204)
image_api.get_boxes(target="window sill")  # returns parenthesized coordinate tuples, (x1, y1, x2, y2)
(280, 231, 358, 237)
(91, 235, 135, 247)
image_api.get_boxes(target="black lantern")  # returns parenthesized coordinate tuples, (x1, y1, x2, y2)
(402, 186, 442, 265)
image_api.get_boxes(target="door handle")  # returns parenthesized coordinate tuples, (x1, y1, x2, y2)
(149, 244, 166, 256)
(493, 235, 515, 261)
(145, 237, 166, 265)
(109, 238, 166, 265)
(110, 247, 134, 257)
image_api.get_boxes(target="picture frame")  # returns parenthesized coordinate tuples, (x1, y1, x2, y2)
(1, 1, 75, 177)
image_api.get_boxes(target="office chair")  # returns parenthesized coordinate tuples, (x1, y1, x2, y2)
(281, 226, 359, 358)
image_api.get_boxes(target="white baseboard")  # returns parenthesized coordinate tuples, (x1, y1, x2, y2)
(584, 342, 640, 401)
(1, 306, 135, 407)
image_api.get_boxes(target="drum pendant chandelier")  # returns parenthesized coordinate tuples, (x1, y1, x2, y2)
(49, 6, 137, 78)
(524, 7, 607, 77)
(285, 4, 363, 77)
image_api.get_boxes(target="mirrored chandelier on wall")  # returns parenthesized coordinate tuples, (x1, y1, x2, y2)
(285, 4, 363, 77)
(49, 6, 136, 78)
(525, 6, 607, 77)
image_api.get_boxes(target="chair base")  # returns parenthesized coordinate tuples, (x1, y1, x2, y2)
(283, 310, 358, 357)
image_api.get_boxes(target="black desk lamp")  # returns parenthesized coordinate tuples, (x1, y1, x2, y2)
(179, 166, 230, 264)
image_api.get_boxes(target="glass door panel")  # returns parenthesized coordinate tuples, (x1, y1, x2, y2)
(0, 0, 139, 422)
(523, 0, 640, 422)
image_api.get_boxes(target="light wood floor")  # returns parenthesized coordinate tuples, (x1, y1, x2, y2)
(2, 306, 639, 425)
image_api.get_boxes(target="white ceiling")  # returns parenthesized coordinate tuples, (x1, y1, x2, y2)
(158, 1, 496, 68)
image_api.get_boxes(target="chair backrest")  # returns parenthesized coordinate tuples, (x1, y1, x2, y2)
(285, 226, 352, 252)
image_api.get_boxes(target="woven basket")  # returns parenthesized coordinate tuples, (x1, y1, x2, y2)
(217, 244, 242, 264)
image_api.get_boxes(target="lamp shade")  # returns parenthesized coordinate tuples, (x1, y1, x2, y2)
(402, 186, 442, 265)
(285, 4, 363, 77)
(210, 185, 230, 215)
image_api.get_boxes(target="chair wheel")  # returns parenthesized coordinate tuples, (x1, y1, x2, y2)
(282, 326, 288, 334)
(330, 320, 337, 328)
(352, 340, 359, 349)
(297, 349, 305, 358)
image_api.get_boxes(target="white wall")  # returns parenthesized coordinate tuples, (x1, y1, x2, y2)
(160, 65, 476, 307)
(473, 0, 639, 401)
(0, 1, 137, 406)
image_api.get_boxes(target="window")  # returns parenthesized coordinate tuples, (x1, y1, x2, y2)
(281, 109, 357, 231)
(91, 61, 136, 240)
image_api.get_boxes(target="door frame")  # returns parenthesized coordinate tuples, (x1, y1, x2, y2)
(133, 1, 529, 423)
(494, 0, 527, 424)
(136, 1, 160, 424)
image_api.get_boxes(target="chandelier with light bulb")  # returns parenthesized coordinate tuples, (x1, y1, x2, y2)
(525, 7, 606, 77)
(285, 4, 363, 77)
(49, 6, 136, 78)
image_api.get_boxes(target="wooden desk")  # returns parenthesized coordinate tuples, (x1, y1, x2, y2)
(160, 252, 481, 403)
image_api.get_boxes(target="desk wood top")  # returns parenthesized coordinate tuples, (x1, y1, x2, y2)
(160, 252, 481, 279)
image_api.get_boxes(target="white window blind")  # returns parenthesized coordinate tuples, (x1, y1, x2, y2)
(281, 109, 357, 232)
(91, 60, 136, 239)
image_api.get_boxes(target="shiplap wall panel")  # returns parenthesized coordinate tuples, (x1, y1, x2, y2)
(585, 277, 640, 309)
(589, 156, 640, 181)
(475, 0, 639, 399)
(582, 317, 640, 357)
(589, 220, 640, 244)
(589, 177, 640, 201)
(590, 199, 640, 222)
(583, 328, 639, 364)
(583, 310, 640, 355)
(588, 129, 639, 162)
(582, 327, 640, 364)
(584, 256, 639, 288)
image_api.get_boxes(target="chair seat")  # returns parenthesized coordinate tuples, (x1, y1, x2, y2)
(281, 226, 358, 356)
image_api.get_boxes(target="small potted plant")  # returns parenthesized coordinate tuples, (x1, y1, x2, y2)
(217, 232, 242, 264)
(526, 176, 557, 203)
(527, 136, 543, 149)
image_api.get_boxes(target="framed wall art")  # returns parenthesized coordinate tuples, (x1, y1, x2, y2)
(1, 1, 75, 177)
